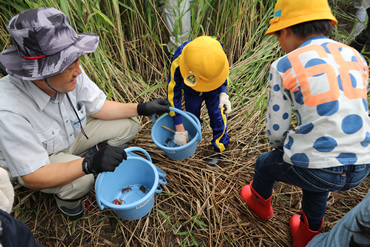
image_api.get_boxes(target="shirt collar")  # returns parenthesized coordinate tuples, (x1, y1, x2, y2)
(15, 79, 54, 111)
(299, 36, 328, 48)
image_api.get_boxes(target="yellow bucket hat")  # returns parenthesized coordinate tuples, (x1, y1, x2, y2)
(180, 36, 229, 92)
(265, 0, 338, 35)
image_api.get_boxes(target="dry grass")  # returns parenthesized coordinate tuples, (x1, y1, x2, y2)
(12, 100, 370, 247)
(4, 1, 370, 246)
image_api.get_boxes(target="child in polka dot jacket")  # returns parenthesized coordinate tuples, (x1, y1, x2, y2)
(240, 0, 370, 247)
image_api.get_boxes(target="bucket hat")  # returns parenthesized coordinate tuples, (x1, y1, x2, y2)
(265, 0, 338, 35)
(179, 36, 229, 92)
(0, 7, 99, 80)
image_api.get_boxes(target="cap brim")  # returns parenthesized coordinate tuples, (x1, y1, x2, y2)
(0, 33, 99, 80)
(179, 45, 229, 92)
(265, 14, 338, 36)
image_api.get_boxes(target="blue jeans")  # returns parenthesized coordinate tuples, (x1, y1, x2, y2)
(252, 150, 370, 231)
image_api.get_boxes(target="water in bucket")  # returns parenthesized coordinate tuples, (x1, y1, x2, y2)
(95, 147, 167, 221)
(112, 184, 150, 205)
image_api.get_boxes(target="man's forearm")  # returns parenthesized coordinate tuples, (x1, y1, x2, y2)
(21, 158, 85, 191)
(91, 100, 139, 120)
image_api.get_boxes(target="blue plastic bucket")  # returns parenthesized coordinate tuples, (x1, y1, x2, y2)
(95, 147, 167, 221)
(151, 107, 202, 160)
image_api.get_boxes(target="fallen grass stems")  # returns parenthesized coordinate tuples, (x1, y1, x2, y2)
(0, 0, 369, 246)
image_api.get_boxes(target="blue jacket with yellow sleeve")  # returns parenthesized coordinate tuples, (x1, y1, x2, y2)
(167, 40, 229, 152)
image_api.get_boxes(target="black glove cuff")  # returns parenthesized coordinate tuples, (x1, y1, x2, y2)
(137, 103, 146, 116)
(82, 157, 93, 174)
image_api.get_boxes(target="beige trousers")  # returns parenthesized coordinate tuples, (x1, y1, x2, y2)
(16, 116, 140, 208)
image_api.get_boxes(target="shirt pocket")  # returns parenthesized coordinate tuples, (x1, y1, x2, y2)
(70, 101, 87, 136)
(37, 121, 66, 155)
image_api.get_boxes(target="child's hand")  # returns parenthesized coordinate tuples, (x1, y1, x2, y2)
(174, 131, 189, 146)
(219, 93, 232, 114)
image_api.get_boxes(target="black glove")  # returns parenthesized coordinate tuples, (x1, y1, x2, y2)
(82, 144, 127, 174)
(137, 98, 171, 116)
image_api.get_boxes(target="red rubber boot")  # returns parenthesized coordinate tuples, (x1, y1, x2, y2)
(240, 180, 273, 220)
(290, 211, 324, 247)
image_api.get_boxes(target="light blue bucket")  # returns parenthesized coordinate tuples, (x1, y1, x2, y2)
(151, 107, 202, 160)
(95, 147, 167, 221)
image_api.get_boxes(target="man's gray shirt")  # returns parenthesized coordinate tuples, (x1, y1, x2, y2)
(0, 67, 106, 177)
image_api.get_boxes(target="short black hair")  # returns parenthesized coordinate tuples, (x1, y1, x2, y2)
(290, 20, 333, 39)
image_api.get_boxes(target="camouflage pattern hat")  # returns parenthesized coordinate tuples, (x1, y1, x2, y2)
(0, 7, 99, 80)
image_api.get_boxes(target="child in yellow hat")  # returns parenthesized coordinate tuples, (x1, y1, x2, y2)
(167, 36, 231, 166)
(239, 0, 370, 246)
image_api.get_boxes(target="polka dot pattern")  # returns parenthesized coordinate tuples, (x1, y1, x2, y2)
(321, 43, 331, 54)
(360, 132, 370, 147)
(313, 136, 337, 152)
(284, 136, 294, 150)
(305, 58, 326, 68)
(362, 99, 368, 112)
(265, 37, 370, 168)
(336, 153, 358, 165)
(317, 101, 338, 116)
(350, 74, 357, 88)
(291, 153, 309, 167)
(296, 123, 314, 134)
(276, 56, 292, 73)
(294, 87, 304, 105)
(342, 115, 363, 134)
(337, 75, 343, 91)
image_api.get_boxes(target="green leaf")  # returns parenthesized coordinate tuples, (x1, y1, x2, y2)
(156, 209, 175, 228)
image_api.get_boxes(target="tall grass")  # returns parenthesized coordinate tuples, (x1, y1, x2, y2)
(0, 0, 278, 103)
(0, 1, 363, 246)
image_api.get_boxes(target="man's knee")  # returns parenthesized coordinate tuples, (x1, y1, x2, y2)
(108, 117, 140, 147)
(126, 117, 140, 140)
(55, 174, 94, 200)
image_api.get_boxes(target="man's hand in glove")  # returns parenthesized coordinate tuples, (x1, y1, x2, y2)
(174, 131, 189, 146)
(137, 98, 171, 116)
(218, 93, 232, 114)
(82, 144, 127, 174)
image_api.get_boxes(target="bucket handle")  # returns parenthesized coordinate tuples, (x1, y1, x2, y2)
(158, 177, 167, 185)
(96, 147, 152, 210)
(124, 147, 152, 162)
(155, 186, 162, 193)
(124, 147, 167, 184)
(152, 107, 202, 141)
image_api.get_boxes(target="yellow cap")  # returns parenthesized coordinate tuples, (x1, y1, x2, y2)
(265, 0, 338, 35)
(180, 36, 229, 92)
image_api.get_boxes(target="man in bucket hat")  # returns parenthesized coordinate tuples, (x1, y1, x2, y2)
(0, 7, 170, 220)
(167, 36, 231, 166)
(239, 0, 370, 246)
